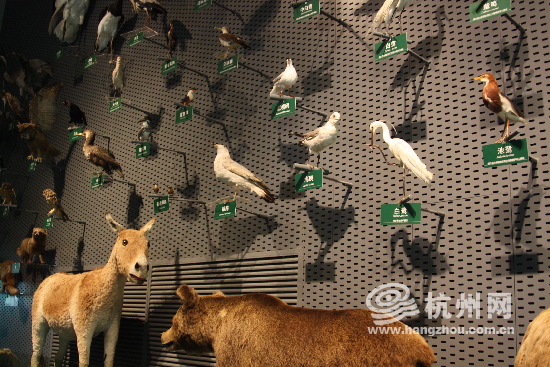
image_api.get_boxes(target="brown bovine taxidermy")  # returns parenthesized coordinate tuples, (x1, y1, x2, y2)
(515, 308, 550, 367)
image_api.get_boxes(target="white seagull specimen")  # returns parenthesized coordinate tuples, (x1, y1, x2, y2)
(112, 56, 125, 97)
(95, 0, 124, 62)
(49, 0, 90, 44)
(213, 143, 275, 203)
(369, 120, 433, 202)
(290, 112, 341, 168)
(271, 58, 298, 97)
(366, 0, 413, 41)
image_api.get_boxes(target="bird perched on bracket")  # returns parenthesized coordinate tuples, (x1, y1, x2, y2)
(289, 112, 341, 168)
(180, 88, 196, 106)
(213, 143, 275, 203)
(74, 129, 124, 179)
(137, 115, 152, 142)
(49, 0, 91, 44)
(366, 0, 413, 44)
(95, 0, 124, 63)
(130, 0, 167, 28)
(63, 100, 86, 128)
(112, 56, 125, 97)
(42, 189, 69, 221)
(1, 52, 53, 97)
(474, 72, 527, 143)
(271, 58, 298, 97)
(214, 27, 250, 59)
(166, 20, 177, 59)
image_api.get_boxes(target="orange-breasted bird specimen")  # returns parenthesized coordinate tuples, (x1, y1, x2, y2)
(167, 187, 174, 196)
(166, 20, 177, 59)
(474, 72, 527, 143)
(153, 184, 159, 194)
(214, 27, 249, 59)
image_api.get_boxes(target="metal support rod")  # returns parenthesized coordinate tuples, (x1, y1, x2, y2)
(238, 207, 272, 220)
(269, 95, 303, 103)
(398, 195, 413, 205)
(320, 10, 349, 28)
(103, 178, 135, 186)
(421, 207, 446, 218)
(130, 141, 185, 155)
(373, 31, 413, 44)
(194, 111, 226, 125)
(502, 129, 520, 143)
(0, 204, 18, 208)
(147, 195, 206, 204)
(373, 32, 430, 65)
(174, 102, 190, 109)
(296, 105, 330, 119)
(293, 163, 357, 188)
(290, 0, 310, 8)
(503, 13, 526, 33)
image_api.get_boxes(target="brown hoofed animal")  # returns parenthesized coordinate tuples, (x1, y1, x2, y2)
(1, 182, 17, 205)
(515, 308, 550, 367)
(31, 213, 155, 367)
(0, 261, 20, 296)
(161, 285, 436, 367)
(16, 228, 48, 264)
(17, 122, 60, 162)
(0, 348, 20, 367)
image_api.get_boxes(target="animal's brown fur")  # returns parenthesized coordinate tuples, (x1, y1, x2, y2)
(1, 183, 17, 205)
(515, 308, 550, 367)
(0, 261, 20, 296)
(0, 348, 20, 367)
(161, 285, 436, 367)
(16, 228, 48, 264)
(17, 123, 60, 162)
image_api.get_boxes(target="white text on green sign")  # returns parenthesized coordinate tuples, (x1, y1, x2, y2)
(218, 55, 239, 75)
(84, 55, 96, 69)
(135, 142, 151, 158)
(91, 174, 104, 189)
(380, 203, 422, 225)
(1, 207, 9, 218)
(293, 0, 320, 22)
(109, 98, 122, 113)
(162, 57, 178, 75)
(128, 32, 144, 48)
(469, 0, 511, 22)
(28, 161, 37, 172)
(482, 138, 529, 167)
(44, 217, 54, 228)
(295, 169, 323, 192)
(375, 33, 408, 61)
(154, 196, 170, 213)
(271, 98, 296, 119)
(70, 127, 83, 142)
(176, 107, 193, 124)
(56, 49, 63, 60)
(214, 200, 237, 220)
(194, 0, 212, 11)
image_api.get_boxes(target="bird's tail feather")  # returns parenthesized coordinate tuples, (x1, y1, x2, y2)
(116, 169, 124, 179)
(289, 132, 305, 138)
(252, 186, 276, 203)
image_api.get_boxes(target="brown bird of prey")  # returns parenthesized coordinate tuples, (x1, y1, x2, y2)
(1, 183, 17, 206)
(214, 27, 250, 59)
(42, 188, 69, 221)
(130, 0, 167, 28)
(75, 129, 124, 179)
(180, 88, 196, 106)
(166, 20, 177, 59)
(29, 82, 64, 131)
(474, 72, 527, 143)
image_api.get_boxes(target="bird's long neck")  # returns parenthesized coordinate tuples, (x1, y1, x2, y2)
(378, 123, 393, 144)
(85, 133, 96, 146)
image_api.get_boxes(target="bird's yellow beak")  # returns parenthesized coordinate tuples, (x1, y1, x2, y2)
(473, 76, 482, 81)
(73, 132, 84, 137)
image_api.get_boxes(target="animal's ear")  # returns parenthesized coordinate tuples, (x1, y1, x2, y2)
(140, 217, 156, 235)
(105, 213, 125, 232)
(212, 291, 225, 297)
(176, 285, 199, 308)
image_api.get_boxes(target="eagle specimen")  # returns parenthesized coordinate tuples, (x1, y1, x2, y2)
(29, 82, 64, 131)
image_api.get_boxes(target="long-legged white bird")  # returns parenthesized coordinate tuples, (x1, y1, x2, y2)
(49, 0, 90, 44)
(366, 0, 413, 42)
(95, 0, 124, 63)
(213, 143, 275, 203)
(289, 112, 341, 168)
(112, 56, 125, 97)
(369, 120, 433, 202)
(271, 58, 298, 97)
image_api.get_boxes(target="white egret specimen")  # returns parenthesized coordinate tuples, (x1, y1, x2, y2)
(369, 120, 433, 203)
(366, 0, 413, 44)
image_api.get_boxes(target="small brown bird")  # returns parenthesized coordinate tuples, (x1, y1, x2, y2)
(1, 183, 16, 206)
(474, 72, 527, 143)
(75, 129, 124, 179)
(166, 20, 177, 59)
(214, 27, 250, 59)
(153, 184, 159, 194)
(167, 187, 174, 196)
(180, 89, 196, 106)
(42, 189, 69, 221)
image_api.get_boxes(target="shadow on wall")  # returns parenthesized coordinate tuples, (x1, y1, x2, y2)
(390, 229, 449, 276)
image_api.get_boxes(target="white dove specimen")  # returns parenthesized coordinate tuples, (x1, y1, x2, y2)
(213, 143, 275, 203)
(290, 112, 341, 167)
(49, 0, 90, 44)
(271, 58, 298, 97)
(112, 56, 125, 97)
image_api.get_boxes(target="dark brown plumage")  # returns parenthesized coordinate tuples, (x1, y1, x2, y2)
(29, 82, 64, 131)
(63, 100, 86, 126)
(166, 20, 177, 58)
(215, 27, 249, 59)
(17, 123, 61, 162)
(76, 129, 124, 179)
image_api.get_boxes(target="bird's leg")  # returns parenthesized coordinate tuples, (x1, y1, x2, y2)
(402, 166, 407, 200)
(316, 153, 321, 169)
(369, 144, 398, 166)
(232, 187, 239, 202)
(306, 151, 314, 169)
(108, 38, 115, 63)
(495, 119, 511, 143)
(146, 10, 151, 28)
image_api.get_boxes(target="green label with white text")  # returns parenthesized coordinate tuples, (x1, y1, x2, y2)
(91, 174, 104, 189)
(128, 32, 144, 48)
(154, 196, 170, 213)
(194, 0, 212, 11)
(375, 33, 408, 61)
(70, 127, 83, 142)
(293, 0, 320, 22)
(176, 107, 193, 123)
(482, 138, 529, 167)
(381, 203, 421, 225)
(271, 98, 296, 119)
(295, 169, 323, 192)
(28, 161, 37, 172)
(218, 55, 238, 75)
(44, 216, 54, 228)
(469, 0, 511, 22)
(109, 98, 122, 113)
(136, 142, 151, 158)
(214, 201, 237, 219)
(84, 55, 96, 69)
(162, 57, 178, 75)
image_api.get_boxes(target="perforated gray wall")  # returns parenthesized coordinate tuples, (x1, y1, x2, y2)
(0, 0, 549, 366)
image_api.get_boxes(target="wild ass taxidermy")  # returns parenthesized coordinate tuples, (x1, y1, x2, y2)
(30, 213, 156, 367)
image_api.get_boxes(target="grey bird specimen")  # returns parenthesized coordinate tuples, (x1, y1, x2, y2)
(271, 58, 298, 97)
(75, 129, 124, 179)
(213, 143, 275, 203)
(290, 112, 341, 168)
(137, 116, 152, 142)
(49, 0, 90, 44)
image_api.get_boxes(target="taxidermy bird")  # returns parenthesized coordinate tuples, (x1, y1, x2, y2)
(130, 0, 167, 27)
(153, 184, 159, 194)
(17, 123, 61, 162)
(49, 0, 91, 44)
(1, 53, 54, 97)
(289, 112, 341, 168)
(1, 183, 16, 206)
(112, 56, 125, 97)
(29, 82, 64, 131)
(213, 143, 275, 203)
(214, 27, 250, 59)
(137, 116, 152, 142)
(474, 72, 527, 143)
(271, 58, 298, 97)
(42, 189, 69, 221)
(366, 0, 413, 42)
(75, 129, 124, 179)
(369, 120, 433, 203)
(95, 0, 125, 63)
(63, 100, 86, 128)
(167, 187, 174, 196)
(180, 88, 196, 106)
(166, 20, 177, 59)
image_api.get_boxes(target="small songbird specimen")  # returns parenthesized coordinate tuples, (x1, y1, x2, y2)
(213, 143, 275, 203)
(137, 116, 152, 142)
(180, 88, 196, 106)
(63, 100, 86, 128)
(95, 0, 124, 63)
(289, 112, 341, 168)
(49, 0, 91, 44)
(153, 184, 159, 194)
(167, 187, 174, 196)
(366, 0, 413, 42)
(166, 20, 177, 59)
(129, 0, 167, 28)
(1, 183, 16, 206)
(474, 72, 527, 143)
(271, 58, 298, 97)
(112, 56, 125, 97)
(75, 129, 124, 179)
(42, 189, 69, 221)
(369, 120, 433, 203)
(214, 27, 250, 59)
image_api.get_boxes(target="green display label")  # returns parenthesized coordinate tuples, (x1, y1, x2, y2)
(176, 107, 193, 124)
(84, 55, 97, 69)
(295, 169, 323, 192)
(1, 206, 9, 218)
(128, 32, 144, 48)
(214, 200, 237, 220)
(161, 57, 178, 75)
(11, 263, 20, 274)
(271, 98, 296, 120)
(91, 174, 104, 189)
(293, 0, 320, 22)
(55, 49, 63, 60)
(154, 196, 170, 213)
(218, 55, 239, 75)
(44, 216, 54, 228)
(109, 98, 122, 113)
(28, 161, 37, 172)
(135, 142, 151, 158)
(69, 127, 83, 142)
(375, 33, 408, 61)
(469, 0, 511, 22)
(482, 138, 529, 167)
(380, 203, 422, 225)
(194, 0, 212, 11)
